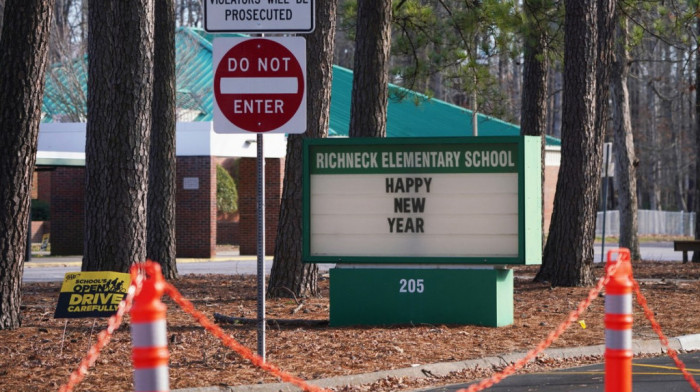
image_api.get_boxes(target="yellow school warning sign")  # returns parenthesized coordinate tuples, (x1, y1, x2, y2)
(54, 271, 130, 318)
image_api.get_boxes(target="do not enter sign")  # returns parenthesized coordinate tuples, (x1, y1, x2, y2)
(213, 37, 306, 134)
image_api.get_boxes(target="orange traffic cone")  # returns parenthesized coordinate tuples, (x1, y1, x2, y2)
(604, 248, 633, 392)
(130, 262, 170, 392)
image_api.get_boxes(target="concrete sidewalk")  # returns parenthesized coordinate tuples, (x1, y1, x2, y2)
(173, 334, 700, 392)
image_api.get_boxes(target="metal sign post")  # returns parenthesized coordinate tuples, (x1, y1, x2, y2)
(256, 133, 266, 360)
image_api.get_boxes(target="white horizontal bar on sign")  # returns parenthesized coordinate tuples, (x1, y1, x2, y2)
(310, 214, 389, 234)
(310, 195, 391, 215)
(310, 175, 388, 195)
(408, 194, 518, 214)
(310, 233, 519, 257)
(309, 193, 518, 215)
(219, 77, 298, 94)
(310, 173, 518, 195)
(309, 214, 519, 235)
(436, 173, 518, 194)
(335, 264, 497, 270)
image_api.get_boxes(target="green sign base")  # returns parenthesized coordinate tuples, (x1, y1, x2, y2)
(330, 267, 513, 327)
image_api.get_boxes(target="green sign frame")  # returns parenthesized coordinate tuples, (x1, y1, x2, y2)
(302, 136, 542, 265)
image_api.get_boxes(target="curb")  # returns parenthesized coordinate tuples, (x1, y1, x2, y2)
(173, 334, 700, 392)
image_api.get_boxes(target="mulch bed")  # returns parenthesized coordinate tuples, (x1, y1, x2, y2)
(1, 260, 699, 391)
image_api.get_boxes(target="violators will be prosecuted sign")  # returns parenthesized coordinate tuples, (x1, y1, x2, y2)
(54, 271, 131, 319)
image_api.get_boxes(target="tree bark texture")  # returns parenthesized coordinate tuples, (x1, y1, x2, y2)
(520, 0, 549, 253)
(349, 0, 392, 137)
(267, 0, 337, 298)
(84, 0, 154, 272)
(536, 0, 605, 286)
(645, 69, 661, 210)
(148, 0, 178, 279)
(0, 0, 53, 329)
(611, 17, 640, 261)
(0, 0, 5, 42)
(694, 15, 700, 262)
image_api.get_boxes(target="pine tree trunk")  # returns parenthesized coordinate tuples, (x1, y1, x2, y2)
(611, 16, 640, 261)
(0, 0, 5, 41)
(549, 69, 563, 138)
(267, 0, 338, 298)
(148, 0, 178, 279)
(536, 0, 614, 287)
(520, 0, 549, 253)
(672, 60, 687, 212)
(0, 0, 54, 329)
(693, 16, 700, 262)
(349, 0, 392, 137)
(84, 0, 154, 272)
(646, 62, 661, 210)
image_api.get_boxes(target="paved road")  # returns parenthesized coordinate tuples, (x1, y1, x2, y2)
(22, 242, 684, 283)
(595, 242, 678, 262)
(417, 352, 700, 391)
(22, 254, 334, 283)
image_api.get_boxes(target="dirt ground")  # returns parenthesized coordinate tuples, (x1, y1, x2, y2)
(1, 260, 699, 392)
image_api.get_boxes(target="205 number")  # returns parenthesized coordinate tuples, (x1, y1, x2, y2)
(399, 278, 424, 293)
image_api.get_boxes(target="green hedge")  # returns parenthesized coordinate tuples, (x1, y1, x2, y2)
(31, 199, 50, 220)
(216, 164, 238, 214)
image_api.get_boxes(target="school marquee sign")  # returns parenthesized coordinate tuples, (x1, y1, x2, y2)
(303, 136, 542, 265)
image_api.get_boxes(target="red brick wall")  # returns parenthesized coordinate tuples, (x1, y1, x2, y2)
(49, 158, 217, 258)
(544, 164, 559, 233)
(31, 174, 38, 199)
(176, 156, 217, 258)
(217, 221, 240, 245)
(30, 221, 50, 243)
(37, 171, 52, 202)
(238, 157, 284, 255)
(50, 167, 85, 255)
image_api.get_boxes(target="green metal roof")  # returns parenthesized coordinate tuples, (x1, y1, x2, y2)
(42, 27, 560, 146)
(329, 66, 560, 146)
(42, 55, 88, 122)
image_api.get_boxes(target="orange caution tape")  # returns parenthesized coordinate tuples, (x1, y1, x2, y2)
(163, 282, 329, 392)
(632, 279, 700, 391)
(57, 262, 326, 392)
(454, 259, 620, 392)
(57, 256, 700, 392)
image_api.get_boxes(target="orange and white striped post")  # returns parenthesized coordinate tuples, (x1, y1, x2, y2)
(604, 248, 633, 392)
(130, 262, 170, 392)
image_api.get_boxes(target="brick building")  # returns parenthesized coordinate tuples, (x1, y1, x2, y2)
(36, 122, 287, 257)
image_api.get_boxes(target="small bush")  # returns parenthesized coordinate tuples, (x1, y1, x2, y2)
(217, 164, 238, 214)
(31, 199, 50, 220)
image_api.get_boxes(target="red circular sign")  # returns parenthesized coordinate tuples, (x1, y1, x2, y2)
(214, 39, 305, 133)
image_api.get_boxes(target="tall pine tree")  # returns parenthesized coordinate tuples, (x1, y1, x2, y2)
(83, 0, 154, 272)
(0, 0, 54, 329)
